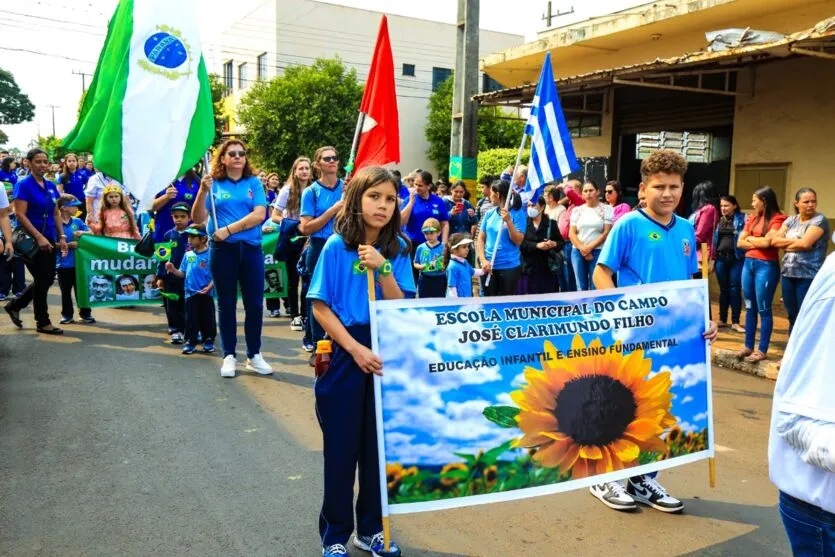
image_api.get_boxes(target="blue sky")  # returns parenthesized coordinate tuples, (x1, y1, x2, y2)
(376, 283, 710, 466)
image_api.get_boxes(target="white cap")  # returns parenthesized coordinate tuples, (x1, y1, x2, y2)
(451, 238, 474, 249)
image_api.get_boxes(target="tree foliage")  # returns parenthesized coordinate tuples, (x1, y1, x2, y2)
(0, 68, 35, 126)
(0, 129, 8, 146)
(236, 57, 363, 173)
(208, 73, 226, 146)
(425, 76, 525, 178)
(34, 135, 65, 159)
(477, 148, 531, 179)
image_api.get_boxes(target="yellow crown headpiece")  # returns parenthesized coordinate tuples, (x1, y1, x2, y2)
(103, 183, 123, 197)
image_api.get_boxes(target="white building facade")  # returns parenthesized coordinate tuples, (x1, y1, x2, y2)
(214, 0, 522, 175)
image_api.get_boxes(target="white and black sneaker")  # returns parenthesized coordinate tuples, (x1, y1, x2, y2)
(627, 475, 684, 513)
(289, 316, 304, 331)
(589, 481, 636, 511)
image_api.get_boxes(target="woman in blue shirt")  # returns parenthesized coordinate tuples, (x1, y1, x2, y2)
(192, 140, 273, 378)
(400, 170, 449, 284)
(444, 180, 478, 236)
(0, 156, 18, 187)
(476, 179, 526, 296)
(4, 149, 67, 334)
(151, 167, 200, 242)
(56, 153, 90, 220)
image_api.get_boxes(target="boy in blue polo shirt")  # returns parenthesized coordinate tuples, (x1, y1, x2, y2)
(156, 201, 191, 344)
(166, 224, 215, 355)
(55, 194, 94, 324)
(591, 149, 718, 514)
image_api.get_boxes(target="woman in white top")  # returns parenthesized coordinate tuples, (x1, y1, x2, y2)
(268, 156, 311, 327)
(569, 180, 613, 290)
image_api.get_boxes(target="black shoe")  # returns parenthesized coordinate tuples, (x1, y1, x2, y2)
(5, 305, 22, 328)
(308, 353, 316, 367)
(80, 315, 96, 324)
(60, 316, 74, 324)
(37, 326, 64, 335)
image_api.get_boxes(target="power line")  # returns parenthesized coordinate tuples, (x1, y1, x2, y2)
(0, 46, 96, 64)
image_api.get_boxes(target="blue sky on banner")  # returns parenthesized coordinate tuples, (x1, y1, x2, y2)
(522, 52, 580, 203)
(375, 283, 710, 467)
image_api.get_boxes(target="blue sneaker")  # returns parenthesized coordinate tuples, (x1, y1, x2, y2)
(0, 293, 6, 301)
(202, 341, 215, 353)
(181, 344, 196, 355)
(322, 543, 348, 556)
(303, 341, 315, 353)
(353, 532, 401, 557)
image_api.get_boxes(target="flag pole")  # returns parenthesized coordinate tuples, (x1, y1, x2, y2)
(701, 242, 717, 488)
(484, 133, 528, 287)
(345, 111, 367, 176)
(202, 151, 218, 231)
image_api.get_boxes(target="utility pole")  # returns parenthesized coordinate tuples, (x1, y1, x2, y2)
(46, 105, 59, 136)
(449, 0, 479, 193)
(72, 69, 92, 94)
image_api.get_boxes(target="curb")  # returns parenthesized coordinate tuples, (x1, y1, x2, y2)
(712, 349, 780, 381)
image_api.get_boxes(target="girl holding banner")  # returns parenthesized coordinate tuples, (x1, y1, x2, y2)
(476, 179, 526, 297)
(308, 166, 414, 557)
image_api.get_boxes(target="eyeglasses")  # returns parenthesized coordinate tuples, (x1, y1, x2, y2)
(321, 156, 339, 163)
(605, 189, 615, 194)
(226, 150, 246, 158)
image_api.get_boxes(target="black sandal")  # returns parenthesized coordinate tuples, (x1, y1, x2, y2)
(4, 305, 22, 328)
(36, 326, 64, 335)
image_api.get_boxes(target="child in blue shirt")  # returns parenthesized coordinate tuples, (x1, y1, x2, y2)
(166, 224, 216, 355)
(445, 233, 485, 298)
(156, 202, 191, 344)
(413, 217, 446, 298)
(55, 194, 94, 324)
(307, 166, 415, 557)
(591, 149, 718, 515)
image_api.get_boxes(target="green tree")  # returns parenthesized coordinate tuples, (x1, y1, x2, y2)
(0, 129, 8, 146)
(0, 68, 35, 126)
(34, 135, 64, 159)
(237, 57, 363, 173)
(208, 73, 226, 146)
(425, 76, 526, 178)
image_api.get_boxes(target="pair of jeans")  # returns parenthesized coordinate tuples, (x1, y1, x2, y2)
(741, 258, 780, 353)
(779, 491, 835, 556)
(315, 324, 382, 546)
(7, 249, 56, 328)
(481, 265, 522, 297)
(715, 254, 744, 324)
(210, 240, 264, 359)
(304, 237, 327, 347)
(281, 238, 304, 318)
(571, 247, 601, 291)
(418, 274, 447, 298)
(560, 242, 576, 292)
(782, 276, 814, 334)
(0, 255, 26, 295)
(184, 294, 217, 346)
(57, 267, 91, 320)
(162, 275, 185, 334)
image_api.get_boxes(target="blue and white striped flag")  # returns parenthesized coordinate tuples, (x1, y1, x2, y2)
(522, 52, 580, 203)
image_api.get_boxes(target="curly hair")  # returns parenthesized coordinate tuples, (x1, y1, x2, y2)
(211, 139, 254, 181)
(640, 149, 688, 183)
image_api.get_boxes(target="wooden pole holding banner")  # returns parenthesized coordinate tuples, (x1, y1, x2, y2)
(345, 111, 367, 176)
(366, 266, 392, 552)
(202, 152, 218, 232)
(701, 242, 717, 488)
(484, 133, 528, 287)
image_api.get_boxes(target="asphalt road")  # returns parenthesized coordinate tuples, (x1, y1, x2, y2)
(1, 292, 791, 557)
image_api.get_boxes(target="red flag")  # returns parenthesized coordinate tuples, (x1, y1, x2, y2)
(354, 16, 400, 172)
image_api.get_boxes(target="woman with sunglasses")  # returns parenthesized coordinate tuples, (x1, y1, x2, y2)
(603, 180, 630, 224)
(192, 140, 274, 378)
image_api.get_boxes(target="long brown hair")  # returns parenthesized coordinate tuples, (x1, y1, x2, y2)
(99, 186, 139, 238)
(211, 139, 254, 181)
(311, 145, 337, 181)
(334, 166, 410, 259)
(286, 156, 311, 217)
(60, 153, 79, 184)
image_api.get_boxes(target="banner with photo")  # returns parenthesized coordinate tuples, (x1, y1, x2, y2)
(371, 280, 713, 515)
(75, 232, 286, 308)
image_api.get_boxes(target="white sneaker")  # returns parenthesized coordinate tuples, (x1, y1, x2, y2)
(246, 353, 273, 375)
(289, 316, 304, 331)
(590, 481, 637, 511)
(627, 475, 684, 513)
(220, 355, 237, 378)
(171, 332, 184, 345)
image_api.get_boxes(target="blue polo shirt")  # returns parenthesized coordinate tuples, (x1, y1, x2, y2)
(445, 198, 478, 235)
(154, 176, 200, 241)
(180, 248, 213, 298)
(479, 206, 528, 270)
(446, 257, 475, 297)
(597, 209, 699, 286)
(405, 193, 449, 244)
(14, 175, 61, 239)
(415, 241, 445, 276)
(307, 234, 416, 327)
(56, 217, 89, 268)
(205, 175, 266, 246)
(57, 170, 89, 203)
(300, 179, 344, 240)
(0, 169, 19, 187)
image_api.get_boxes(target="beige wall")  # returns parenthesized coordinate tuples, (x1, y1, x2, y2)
(731, 57, 835, 218)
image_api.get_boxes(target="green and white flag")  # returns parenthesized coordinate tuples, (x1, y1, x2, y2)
(63, 0, 214, 209)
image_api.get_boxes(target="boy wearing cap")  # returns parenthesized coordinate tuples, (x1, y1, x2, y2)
(413, 217, 446, 298)
(56, 194, 95, 324)
(166, 224, 216, 354)
(156, 201, 191, 344)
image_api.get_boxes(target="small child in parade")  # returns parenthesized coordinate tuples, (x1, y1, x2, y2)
(156, 202, 191, 344)
(307, 166, 415, 557)
(90, 183, 140, 239)
(590, 149, 718, 513)
(56, 194, 95, 324)
(412, 217, 446, 298)
(0, 186, 26, 299)
(166, 224, 216, 355)
(445, 233, 485, 298)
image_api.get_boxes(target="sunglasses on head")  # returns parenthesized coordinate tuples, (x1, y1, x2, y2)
(321, 155, 339, 163)
(226, 150, 246, 158)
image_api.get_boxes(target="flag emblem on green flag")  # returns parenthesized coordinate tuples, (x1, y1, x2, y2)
(62, 0, 214, 211)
